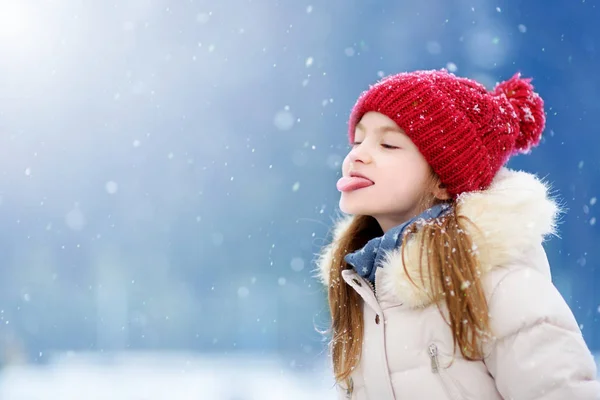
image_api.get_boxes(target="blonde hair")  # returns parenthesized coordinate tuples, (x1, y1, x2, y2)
(324, 172, 490, 388)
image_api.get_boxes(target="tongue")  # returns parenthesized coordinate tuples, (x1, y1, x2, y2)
(336, 176, 374, 192)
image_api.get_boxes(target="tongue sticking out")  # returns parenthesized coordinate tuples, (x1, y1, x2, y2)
(336, 176, 374, 192)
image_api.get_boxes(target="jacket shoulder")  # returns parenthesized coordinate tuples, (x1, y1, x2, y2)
(481, 243, 577, 339)
(481, 244, 600, 399)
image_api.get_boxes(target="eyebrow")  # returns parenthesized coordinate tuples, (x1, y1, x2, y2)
(355, 122, 403, 135)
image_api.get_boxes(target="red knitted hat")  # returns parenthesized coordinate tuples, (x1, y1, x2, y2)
(348, 69, 546, 197)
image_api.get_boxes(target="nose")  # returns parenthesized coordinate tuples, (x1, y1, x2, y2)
(348, 143, 372, 164)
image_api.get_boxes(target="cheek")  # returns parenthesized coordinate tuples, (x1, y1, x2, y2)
(381, 155, 430, 190)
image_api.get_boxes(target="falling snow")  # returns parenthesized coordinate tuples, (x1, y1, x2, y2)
(105, 181, 118, 194)
(237, 286, 250, 298)
(290, 257, 305, 272)
(196, 12, 211, 24)
(0, 3, 598, 396)
(274, 108, 295, 131)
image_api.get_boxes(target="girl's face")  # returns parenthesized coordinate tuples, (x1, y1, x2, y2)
(339, 111, 443, 232)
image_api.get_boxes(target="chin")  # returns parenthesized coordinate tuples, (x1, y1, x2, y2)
(339, 197, 374, 216)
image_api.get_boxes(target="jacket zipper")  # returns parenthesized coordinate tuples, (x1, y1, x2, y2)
(429, 343, 440, 373)
(428, 344, 463, 400)
(365, 277, 377, 297)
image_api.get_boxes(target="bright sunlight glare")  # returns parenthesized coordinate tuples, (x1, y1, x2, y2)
(0, 2, 32, 39)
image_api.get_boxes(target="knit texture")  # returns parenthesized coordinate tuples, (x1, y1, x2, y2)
(348, 69, 546, 196)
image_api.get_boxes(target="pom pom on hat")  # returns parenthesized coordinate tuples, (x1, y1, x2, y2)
(494, 73, 546, 154)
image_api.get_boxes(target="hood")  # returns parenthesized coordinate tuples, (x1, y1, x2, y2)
(315, 168, 561, 308)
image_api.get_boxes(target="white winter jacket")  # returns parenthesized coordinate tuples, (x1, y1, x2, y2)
(317, 169, 600, 399)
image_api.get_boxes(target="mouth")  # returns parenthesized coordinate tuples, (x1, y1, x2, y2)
(349, 171, 374, 183)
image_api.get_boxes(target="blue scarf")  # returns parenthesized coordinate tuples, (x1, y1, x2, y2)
(344, 203, 452, 284)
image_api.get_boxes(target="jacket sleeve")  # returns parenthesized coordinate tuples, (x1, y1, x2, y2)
(483, 265, 600, 399)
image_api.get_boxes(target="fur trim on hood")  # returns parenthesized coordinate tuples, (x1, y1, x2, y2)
(315, 168, 561, 308)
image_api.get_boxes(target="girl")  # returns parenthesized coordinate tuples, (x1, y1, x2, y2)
(316, 69, 600, 399)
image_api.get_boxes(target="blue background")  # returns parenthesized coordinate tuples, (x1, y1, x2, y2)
(0, 0, 598, 396)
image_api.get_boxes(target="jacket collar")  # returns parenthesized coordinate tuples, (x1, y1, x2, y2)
(315, 168, 560, 308)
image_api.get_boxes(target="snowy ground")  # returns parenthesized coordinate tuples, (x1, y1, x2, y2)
(0, 352, 337, 400)
(0, 352, 597, 399)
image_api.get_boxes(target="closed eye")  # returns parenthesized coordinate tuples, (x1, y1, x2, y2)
(351, 142, 400, 149)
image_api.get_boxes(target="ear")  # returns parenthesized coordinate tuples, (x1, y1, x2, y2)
(433, 183, 451, 201)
